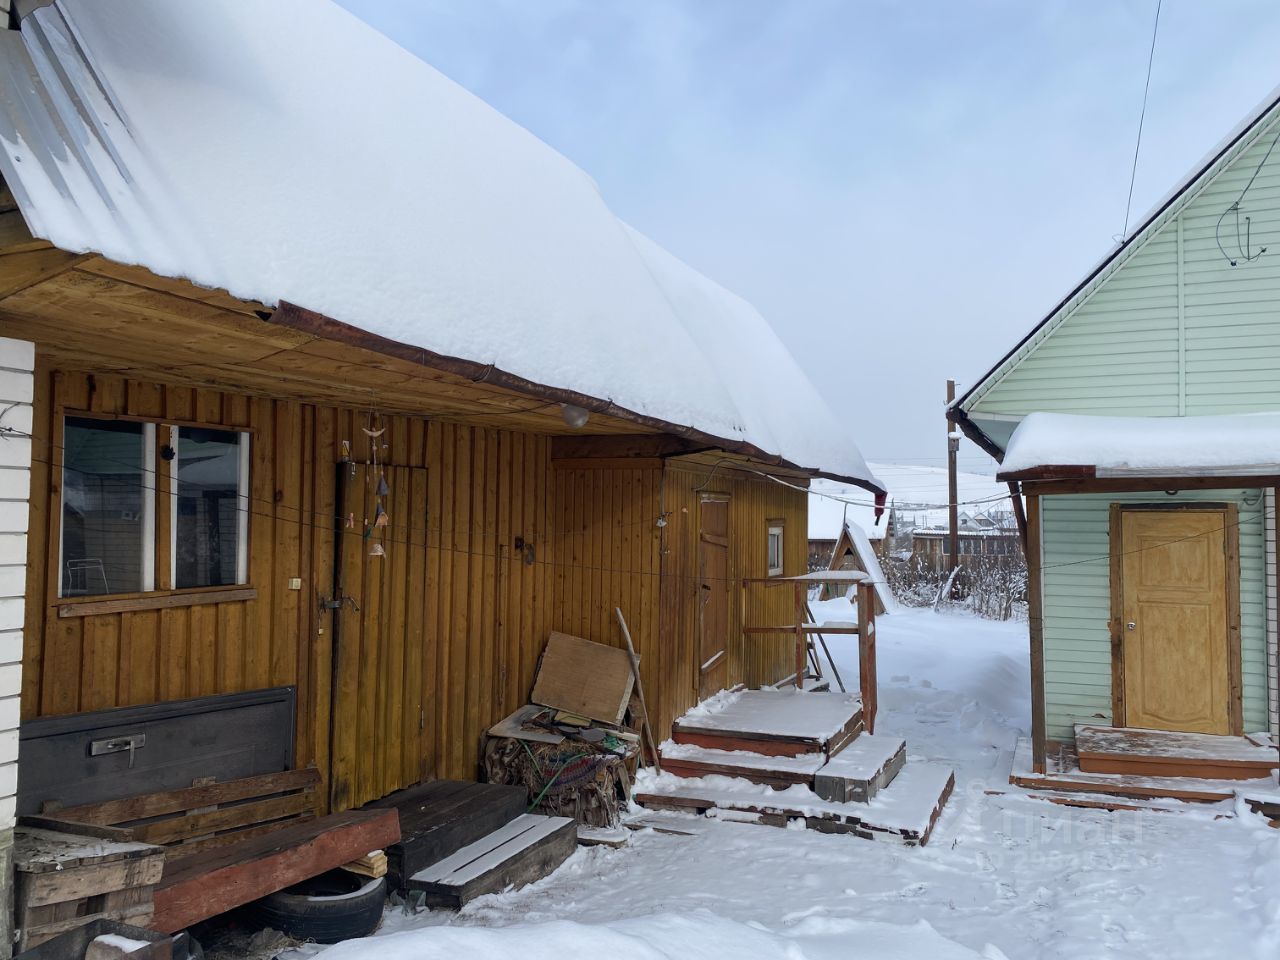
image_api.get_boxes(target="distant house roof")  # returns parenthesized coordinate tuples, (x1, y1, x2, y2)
(954, 81, 1280, 459)
(0, 0, 881, 493)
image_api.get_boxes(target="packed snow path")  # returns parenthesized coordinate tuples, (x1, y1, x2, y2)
(310, 609, 1280, 960)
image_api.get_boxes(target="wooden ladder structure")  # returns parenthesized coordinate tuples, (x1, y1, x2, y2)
(740, 571, 878, 734)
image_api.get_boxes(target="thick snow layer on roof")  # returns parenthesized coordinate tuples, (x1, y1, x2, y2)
(0, 0, 878, 490)
(1001, 411, 1280, 476)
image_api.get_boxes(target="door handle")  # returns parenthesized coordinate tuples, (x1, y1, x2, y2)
(1126, 622, 1136, 631)
(90, 733, 145, 769)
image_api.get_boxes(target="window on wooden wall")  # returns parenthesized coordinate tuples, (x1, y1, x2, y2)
(58, 415, 250, 598)
(767, 521, 784, 576)
(172, 426, 250, 588)
(61, 416, 155, 597)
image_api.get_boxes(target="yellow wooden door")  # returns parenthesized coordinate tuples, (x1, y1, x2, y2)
(330, 463, 430, 811)
(1120, 510, 1230, 734)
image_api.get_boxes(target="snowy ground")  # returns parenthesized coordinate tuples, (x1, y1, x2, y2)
(308, 607, 1280, 960)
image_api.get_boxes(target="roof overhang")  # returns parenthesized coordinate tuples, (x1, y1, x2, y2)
(270, 302, 887, 495)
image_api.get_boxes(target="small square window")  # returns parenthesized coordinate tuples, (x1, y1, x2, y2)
(767, 523, 784, 576)
(172, 427, 250, 588)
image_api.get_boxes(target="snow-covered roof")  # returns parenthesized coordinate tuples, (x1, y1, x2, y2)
(999, 411, 1280, 478)
(0, 0, 880, 492)
(838, 521, 898, 614)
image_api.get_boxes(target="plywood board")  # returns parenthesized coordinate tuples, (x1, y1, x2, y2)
(531, 632, 634, 726)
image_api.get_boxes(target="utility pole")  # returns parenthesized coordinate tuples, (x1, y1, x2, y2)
(946, 379, 959, 577)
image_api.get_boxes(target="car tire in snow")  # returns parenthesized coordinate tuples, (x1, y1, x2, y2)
(248, 870, 386, 944)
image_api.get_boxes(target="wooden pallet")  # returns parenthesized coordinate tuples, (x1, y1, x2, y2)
(366, 780, 528, 892)
(407, 814, 576, 909)
(13, 827, 166, 951)
(46, 768, 321, 857)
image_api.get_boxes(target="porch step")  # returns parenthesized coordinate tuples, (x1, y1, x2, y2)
(633, 762, 954, 846)
(658, 741, 827, 789)
(366, 780, 528, 892)
(671, 689, 863, 758)
(407, 814, 576, 909)
(814, 734, 906, 802)
(1008, 737, 1276, 803)
(1075, 725, 1280, 781)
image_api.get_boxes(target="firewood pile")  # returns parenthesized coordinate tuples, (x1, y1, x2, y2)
(484, 631, 646, 828)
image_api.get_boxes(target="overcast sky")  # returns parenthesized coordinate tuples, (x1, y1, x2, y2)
(339, 0, 1280, 473)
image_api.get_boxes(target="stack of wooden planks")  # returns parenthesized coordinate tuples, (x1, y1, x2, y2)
(43, 768, 321, 856)
(29, 767, 402, 935)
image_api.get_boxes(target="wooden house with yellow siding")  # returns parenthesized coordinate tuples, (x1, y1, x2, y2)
(0, 1, 886, 941)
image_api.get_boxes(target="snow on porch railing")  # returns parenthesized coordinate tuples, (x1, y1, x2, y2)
(740, 572, 877, 734)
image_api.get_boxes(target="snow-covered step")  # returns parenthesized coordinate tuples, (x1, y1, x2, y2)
(671, 689, 863, 758)
(813, 734, 906, 802)
(1075, 724, 1279, 781)
(407, 814, 576, 908)
(659, 740, 827, 789)
(633, 762, 955, 846)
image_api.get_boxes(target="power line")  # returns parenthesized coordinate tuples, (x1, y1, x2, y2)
(1120, 0, 1162, 240)
(7, 435, 1272, 589)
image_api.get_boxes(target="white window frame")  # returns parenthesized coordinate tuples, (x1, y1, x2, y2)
(57, 418, 156, 598)
(170, 426, 251, 587)
(767, 523, 784, 577)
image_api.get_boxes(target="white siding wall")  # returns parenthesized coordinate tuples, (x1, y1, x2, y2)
(0, 337, 32, 834)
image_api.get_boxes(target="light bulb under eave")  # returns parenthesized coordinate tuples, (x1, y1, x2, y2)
(560, 404, 590, 429)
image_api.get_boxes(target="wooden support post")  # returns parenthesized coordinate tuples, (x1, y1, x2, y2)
(1026, 494, 1047, 773)
(794, 581, 806, 690)
(1007, 480, 1028, 559)
(946, 380, 959, 580)
(857, 580, 877, 735)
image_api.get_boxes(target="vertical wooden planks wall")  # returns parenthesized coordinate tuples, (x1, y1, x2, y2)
(22, 367, 558, 807)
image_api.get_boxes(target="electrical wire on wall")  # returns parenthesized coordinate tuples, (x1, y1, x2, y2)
(1216, 124, 1280, 266)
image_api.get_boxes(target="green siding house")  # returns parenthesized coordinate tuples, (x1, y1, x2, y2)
(953, 88, 1280, 772)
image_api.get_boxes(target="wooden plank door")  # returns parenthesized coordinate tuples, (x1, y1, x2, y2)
(1118, 509, 1233, 735)
(329, 463, 430, 811)
(698, 497, 730, 699)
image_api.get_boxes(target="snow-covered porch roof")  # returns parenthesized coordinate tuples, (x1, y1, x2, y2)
(0, 0, 883, 493)
(997, 411, 1280, 482)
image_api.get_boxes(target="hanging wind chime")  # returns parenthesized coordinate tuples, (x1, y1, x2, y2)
(363, 405, 390, 557)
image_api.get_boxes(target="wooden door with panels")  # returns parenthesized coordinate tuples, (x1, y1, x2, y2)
(329, 462, 430, 811)
(1113, 506, 1240, 735)
(698, 496, 730, 699)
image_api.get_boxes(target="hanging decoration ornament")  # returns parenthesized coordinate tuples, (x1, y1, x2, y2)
(366, 402, 391, 557)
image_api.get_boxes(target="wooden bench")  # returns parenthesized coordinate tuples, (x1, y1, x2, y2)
(38, 768, 401, 934)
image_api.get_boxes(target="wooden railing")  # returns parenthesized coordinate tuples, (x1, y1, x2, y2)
(740, 574, 877, 734)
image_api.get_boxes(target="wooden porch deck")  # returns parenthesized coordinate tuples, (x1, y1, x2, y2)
(1009, 730, 1279, 805)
